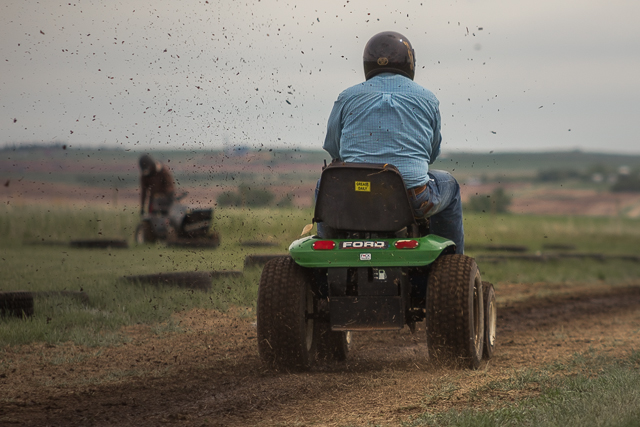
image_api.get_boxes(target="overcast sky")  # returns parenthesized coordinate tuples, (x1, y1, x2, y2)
(2, 0, 639, 154)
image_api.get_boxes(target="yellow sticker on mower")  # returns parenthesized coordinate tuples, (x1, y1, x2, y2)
(355, 181, 370, 192)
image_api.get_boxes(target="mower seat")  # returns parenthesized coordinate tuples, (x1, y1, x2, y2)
(314, 162, 416, 233)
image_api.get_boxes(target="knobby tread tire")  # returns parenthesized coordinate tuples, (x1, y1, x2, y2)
(426, 254, 484, 369)
(0, 291, 35, 318)
(482, 281, 497, 359)
(257, 256, 316, 370)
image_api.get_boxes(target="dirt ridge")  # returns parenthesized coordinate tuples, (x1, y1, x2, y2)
(2, 284, 640, 426)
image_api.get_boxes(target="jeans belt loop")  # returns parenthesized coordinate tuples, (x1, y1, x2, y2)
(408, 183, 427, 198)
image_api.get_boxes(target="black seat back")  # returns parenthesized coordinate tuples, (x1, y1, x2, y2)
(314, 162, 416, 233)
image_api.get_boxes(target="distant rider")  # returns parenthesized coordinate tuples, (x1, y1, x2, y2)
(320, 31, 464, 253)
(139, 154, 175, 215)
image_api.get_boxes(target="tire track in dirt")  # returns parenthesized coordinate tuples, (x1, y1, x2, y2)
(4, 284, 640, 426)
(498, 285, 640, 333)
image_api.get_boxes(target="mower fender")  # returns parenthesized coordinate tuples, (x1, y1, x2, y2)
(288, 235, 454, 268)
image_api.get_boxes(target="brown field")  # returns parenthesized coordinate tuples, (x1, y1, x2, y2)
(0, 179, 315, 210)
(4, 179, 640, 220)
(2, 282, 640, 426)
(3, 151, 640, 425)
(3, 147, 640, 215)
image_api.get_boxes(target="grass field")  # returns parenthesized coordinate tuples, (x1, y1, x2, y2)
(464, 213, 640, 285)
(2, 204, 640, 348)
(0, 204, 309, 346)
(407, 351, 640, 427)
(2, 203, 640, 425)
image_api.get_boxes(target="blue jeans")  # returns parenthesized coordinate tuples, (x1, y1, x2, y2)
(315, 169, 464, 254)
(409, 170, 464, 254)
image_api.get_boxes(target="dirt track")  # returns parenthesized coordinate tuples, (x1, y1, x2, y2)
(2, 282, 640, 426)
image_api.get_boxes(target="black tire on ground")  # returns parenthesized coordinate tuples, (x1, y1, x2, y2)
(167, 231, 221, 249)
(244, 254, 289, 268)
(542, 243, 576, 251)
(0, 291, 35, 318)
(207, 270, 243, 279)
(70, 239, 129, 249)
(23, 240, 69, 247)
(316, 322, 352, 362)
(257, 256, 317, 370)
(240, 240, 279, 248)
(482, 281, 497, 359)
(426, 254, 484, 369)
(465, 244, 528, 253)
(135, 222, 156, 244)
(121, 271, 213, 291)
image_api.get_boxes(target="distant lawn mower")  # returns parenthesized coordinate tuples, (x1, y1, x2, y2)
(257, 162, 496, 370)
(135, 193, 220, 248)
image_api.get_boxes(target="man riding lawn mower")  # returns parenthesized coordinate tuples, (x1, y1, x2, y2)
(256, 31, 497, 370)
(135, 154, 220, 248)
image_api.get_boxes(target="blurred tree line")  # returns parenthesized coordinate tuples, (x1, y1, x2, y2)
(217, 183, 294, 208)
(535, 164, 640, 192)
(611, 172, 640, 192)
(465, 188, 512, 214)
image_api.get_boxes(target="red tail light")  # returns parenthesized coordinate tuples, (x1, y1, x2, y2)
(313, 240, 336, 250)
(394, 240, 419, 249)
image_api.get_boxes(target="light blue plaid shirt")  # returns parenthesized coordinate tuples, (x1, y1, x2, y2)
(323, 73, 442, 189)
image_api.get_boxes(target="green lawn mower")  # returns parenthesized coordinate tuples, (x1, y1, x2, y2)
(257, 162, 496, 370)
(134, 193, 220, 248)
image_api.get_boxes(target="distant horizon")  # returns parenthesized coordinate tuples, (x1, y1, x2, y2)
(3, 141, 640, 157)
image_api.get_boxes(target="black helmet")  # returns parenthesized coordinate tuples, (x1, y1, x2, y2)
(139, 154, 156, 176)
(363, 31, 415, 81)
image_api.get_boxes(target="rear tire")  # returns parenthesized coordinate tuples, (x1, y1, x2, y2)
(316, 323, 352, 362)
(426, 254, 484, 369)
(135, 222, 156, 244)
(257, 256, 317, 370)
(482, 282, 497, 359)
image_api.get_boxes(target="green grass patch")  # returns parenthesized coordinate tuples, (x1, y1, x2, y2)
(0, 205, 311, 347)
(479, 258, 640, 287)
(1, 205, 639, 348)
(464, 214, 640, 285)
(408, 351, 640, 427)
(464, 214, 640, 254)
